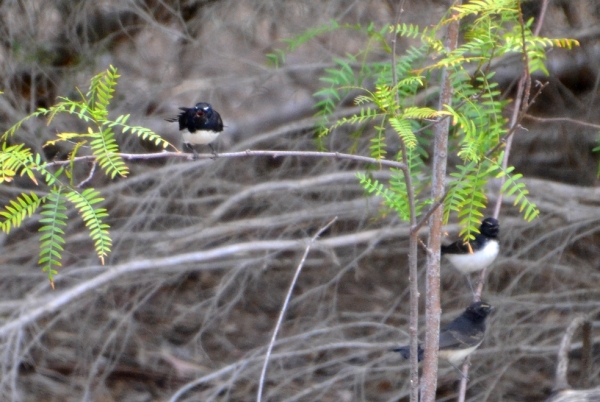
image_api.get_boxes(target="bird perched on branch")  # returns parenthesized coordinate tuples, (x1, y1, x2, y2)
(393, 301, 493, 367)
(442, 217, 500, 275)
(166, 102, 223, 159)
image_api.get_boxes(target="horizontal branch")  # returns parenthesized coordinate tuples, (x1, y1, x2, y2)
(40, 149, 408, 172)
(522, 114, 600, 130)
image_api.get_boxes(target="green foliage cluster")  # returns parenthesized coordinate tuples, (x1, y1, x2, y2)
(0, 65, 172, 286)
(269, 0, 578, 238)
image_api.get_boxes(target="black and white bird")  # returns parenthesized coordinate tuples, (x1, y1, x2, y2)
(166, 102, 223, 158)
(441, 217, 500, 275)
(393, 301, 493, 367)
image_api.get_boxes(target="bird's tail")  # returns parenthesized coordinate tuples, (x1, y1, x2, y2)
(392, 346, 411, 360)
(392, 345, 424, 361)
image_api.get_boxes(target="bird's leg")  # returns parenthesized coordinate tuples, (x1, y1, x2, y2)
(185, 143, 199, 160)
(465, 274, 475, 295)
(468, 272, 486, 296)
(208, 143, 218, 158)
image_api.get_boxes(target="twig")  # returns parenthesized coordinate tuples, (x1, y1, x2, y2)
(522, 114, 600, 130)
(77, 161, 97, 188)
(389, 2, 421, 401)
(256, 217, 337, 402)
(492, 1, 543, 219)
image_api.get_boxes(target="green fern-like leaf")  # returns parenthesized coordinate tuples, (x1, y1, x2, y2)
(445, 162, 489, 240)
(107, 115, 172, 149)
(0, 191, 42, 233)
(1, 108, 51, 140)
(87, 64, 120, 119)
(371, 83, 396, 113)
(443, 68, 507, 163)
(34, 154, 63, 187)
(402, 106, 444, 120)
(328, 106, 382, 133)
(47, 98, 91, 124)
(357, 172, 410, 220)
(390, 23, 425, 39)
(375, 45, 428, 107)
(89, 127, 129, 178)
(369, 121, 387, 160)
(450, 0, 517, 22)
(65, 188, 112, 264)
(488, 160, 539, 221)
(313, 56, 361, 134)
(550, 37, 579, 49)
(386, 169, 414, 221)
(266, 49, 286, 68)
(38, 188, 67, 284)
(283, 20, 341, 54)
(0, 143, 39, 185)
(389, 117, 417, 149)
(357, 168, 428, 222)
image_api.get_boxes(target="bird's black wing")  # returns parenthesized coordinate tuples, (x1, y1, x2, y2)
(214, 111, 223, 130)
(439, 314, 485, 351)
(438, 327, 478, 351)
(165, 108, 193, 131)
(441, 239, 473, 255)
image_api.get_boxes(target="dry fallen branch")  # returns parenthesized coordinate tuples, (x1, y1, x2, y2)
(0, 219, 427, 339)
(545, 316, 600, 402)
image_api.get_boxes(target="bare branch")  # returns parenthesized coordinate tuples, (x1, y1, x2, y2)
(390, 2, 420, 401)
(77, 161, 97, 188)
(257, 217, 337, 402)
(554, 315, 587, 391)
(38, 149, 408, 172)
(522, 114, 600, 130)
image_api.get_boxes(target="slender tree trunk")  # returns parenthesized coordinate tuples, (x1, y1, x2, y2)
(420, 3, 461, 400)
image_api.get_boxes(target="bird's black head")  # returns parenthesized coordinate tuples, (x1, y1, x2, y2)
(479, 217, 499, 238)
(464, 301, 493, 322)
(185, 102, 223, 133)
(193, 102, 215, 122)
